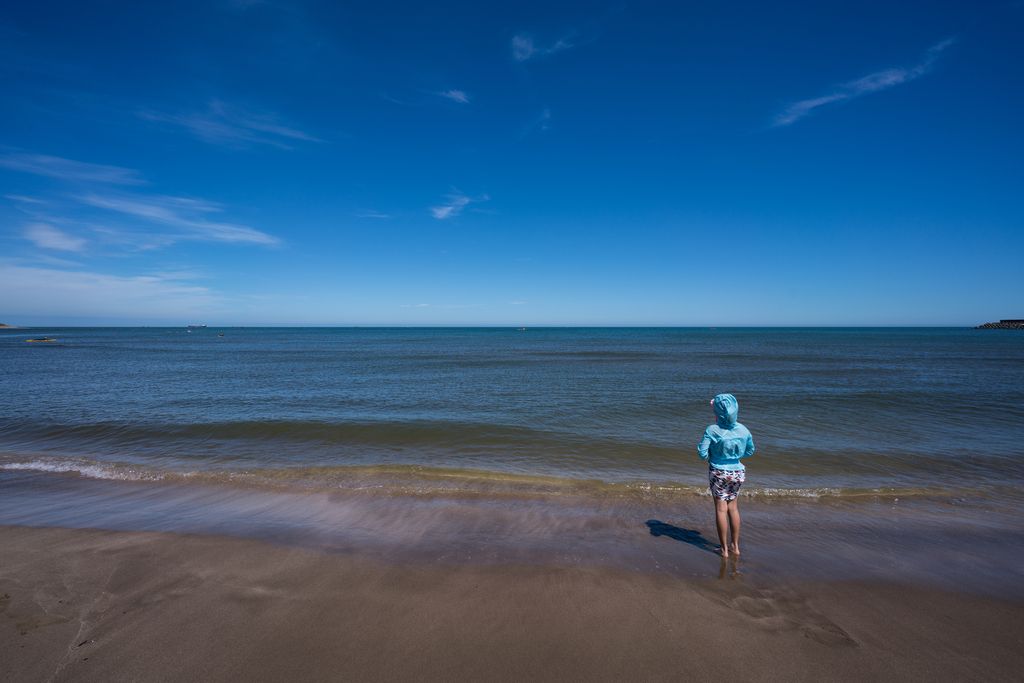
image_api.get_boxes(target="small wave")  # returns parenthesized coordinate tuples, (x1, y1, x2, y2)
(1, 458, 165, 482)
(749, 486, 923, 500)
(0, 418, 610, 451)
(0, 454, 972, 504)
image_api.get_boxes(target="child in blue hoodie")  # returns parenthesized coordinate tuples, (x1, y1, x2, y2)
(698, 394, 755, 558)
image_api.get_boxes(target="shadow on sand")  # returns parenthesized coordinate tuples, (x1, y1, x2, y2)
(645, 520, 719, 554)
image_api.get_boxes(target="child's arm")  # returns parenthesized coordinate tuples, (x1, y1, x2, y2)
(698, 428, 712, 461)
(742, 432, 755, 459)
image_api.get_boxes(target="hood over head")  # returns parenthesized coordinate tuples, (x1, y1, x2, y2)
(712, 393, 739, 428)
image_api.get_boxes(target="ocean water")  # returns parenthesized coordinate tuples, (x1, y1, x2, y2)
(2, 327, 1023, 592)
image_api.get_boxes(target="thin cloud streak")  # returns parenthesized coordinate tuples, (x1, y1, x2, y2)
(79, 194, 280, 245)
(23, 222, 87, 252)
(521, 108, 551, 138)
(437, 90, 470, 103)
(17, 253, 85, 268)
(139, 100, 322, 148)
(0, 263, 224, 319)
(512, 34, 574, 61)
(379, 93, 416, 106)
(3, 151, 279, 250)
(399, 303, 485, 309)
(0, 153, 145, 184)
(429, 190, 489, 219)
(773, 39, 955, 127)
(430, 194, 470, 219)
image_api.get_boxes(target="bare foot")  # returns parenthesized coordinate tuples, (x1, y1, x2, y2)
(718, 547, 729, 558)
(728, 544, 740, 556)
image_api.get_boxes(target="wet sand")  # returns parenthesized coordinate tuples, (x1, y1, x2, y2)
(2, 525, 1022, 683)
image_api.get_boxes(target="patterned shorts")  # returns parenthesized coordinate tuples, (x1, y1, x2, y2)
(709, 466, 746, 501)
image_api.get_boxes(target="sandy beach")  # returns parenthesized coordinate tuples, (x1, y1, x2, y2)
(2, 525, 1021, 683)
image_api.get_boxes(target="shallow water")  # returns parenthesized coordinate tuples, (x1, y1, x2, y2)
(2, 327, 1022, 592)
(1, 467, 1021, 599)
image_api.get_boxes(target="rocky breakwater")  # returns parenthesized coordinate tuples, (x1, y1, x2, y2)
(974, 319, 1024, 329)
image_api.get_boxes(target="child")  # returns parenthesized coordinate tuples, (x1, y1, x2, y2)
(698, 394, 754, 558)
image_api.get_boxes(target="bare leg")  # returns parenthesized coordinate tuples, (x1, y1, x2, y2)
(714, 498, 730, 557)
(727, 498, 740, 555)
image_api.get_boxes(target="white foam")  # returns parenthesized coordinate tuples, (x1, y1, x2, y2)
(1, 460, 164, 482)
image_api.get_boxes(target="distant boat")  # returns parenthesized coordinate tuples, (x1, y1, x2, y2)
(188, 324, 206, 328)
(218, 334, 225, 337)
(27, 337, 56, 342)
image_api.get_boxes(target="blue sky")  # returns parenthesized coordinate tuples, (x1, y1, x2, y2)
(1, 0, 1021, 326)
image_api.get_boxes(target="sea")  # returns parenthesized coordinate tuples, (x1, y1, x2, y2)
(2, 327, 1022, 595)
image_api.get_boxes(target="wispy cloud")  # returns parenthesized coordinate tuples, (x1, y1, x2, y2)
(773, 39, 955, 127)
(379, 93, 416, 106)
(512, 34, 575, 61)
(354, 211, 392, 218)
(17, 253, 86, 268)
(79, 194, 279, 245)
(437, 89, 470, 104)
(0, 262, 224, 318)
(429, 190, 489, 219)
(510, 301, 526, 305)
(0, 153, 145, 184)
(430, 194, 470, 219)
(384, 90, 471, 107)
(23, 222, 87, 252)
(139, 100, 322, 148)
(399, 303, 485, 309)
(3, 152, 279, 251)
(521, 108, 551, 138)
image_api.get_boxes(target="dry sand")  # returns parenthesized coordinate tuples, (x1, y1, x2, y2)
(2, 525, 1022, 683)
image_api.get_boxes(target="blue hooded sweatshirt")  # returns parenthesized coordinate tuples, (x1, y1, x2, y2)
(698, 393, 754, 471)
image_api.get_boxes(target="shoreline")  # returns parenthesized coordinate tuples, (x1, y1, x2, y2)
(0, 450, 1001, 501)
(2, 524, 1022, 683)
(3, 467, 1023, 602)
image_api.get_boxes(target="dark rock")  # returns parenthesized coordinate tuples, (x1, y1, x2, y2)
(974, 321, 1024, 329)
